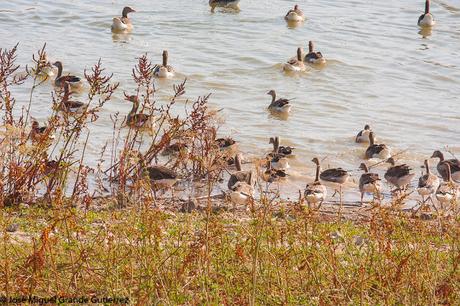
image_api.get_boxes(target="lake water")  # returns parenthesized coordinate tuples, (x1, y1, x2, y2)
(1, 0, 459, 202)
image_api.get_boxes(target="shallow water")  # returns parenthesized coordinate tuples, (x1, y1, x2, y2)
(1, 0, 459, 202)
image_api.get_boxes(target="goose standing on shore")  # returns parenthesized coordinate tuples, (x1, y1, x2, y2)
(435, 163, 459, 208)
(228, 155, 254, 206)
(53, 61, 83, 90)
(384, 158, 415, 193)
(283, 47, 306, 72)
(417, 159, 440, 204)
(304, 158, 327, 208)
(209, 0, 240, 12)
(431, 150, 460, 183)
(228, 154, 252, 190)
(358, 163, 382, 205)
(355, 124, 373, 143)
(111, 6, 136, 33)
(418, 0, 435, 27)
(216, 137, 238, 154)
(304, 41, 326, 65)
(125, 95, 154, 129)
(318, 159, 349, 205)
(153, 50, 175, 78)
(267, 90, 292, 114)
(365, 132, 391, 159)
(285, 5, 305, 22)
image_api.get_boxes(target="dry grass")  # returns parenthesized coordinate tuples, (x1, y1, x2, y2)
(1, 44, 459, 304)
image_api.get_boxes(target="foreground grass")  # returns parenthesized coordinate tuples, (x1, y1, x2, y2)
(1, 201, 459, 305)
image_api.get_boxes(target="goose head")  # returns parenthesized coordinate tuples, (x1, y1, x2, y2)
(364, 124, 370, 130)
(296, 47, 303, 61)
(359, 163, 369, 173)
(267, 90, 276, 100)
(311, 157, 320, 166)
(430, 150, 444, 161)
(294, 5, 299, 10)
(386, 157, 396, 166)
(122, 6, 136, 18)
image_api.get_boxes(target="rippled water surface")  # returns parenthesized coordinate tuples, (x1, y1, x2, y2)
(1, 0, 459, 200)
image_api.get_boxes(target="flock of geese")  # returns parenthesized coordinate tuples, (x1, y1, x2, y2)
(30, 1, 456, 211)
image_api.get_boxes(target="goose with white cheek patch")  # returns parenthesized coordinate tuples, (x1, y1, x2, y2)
(111, 6, 136, 33)
(283, 47, 306, 72)
(304, 157, 327, 208)
(285, 5, 305, 22)
(358, 163, 382, 205)
(153, 50, 175, 78)
(365, 132, 391, 159)
(418, 0, 435, 27)
(267, 90, 292, 114)
(431, 150, 460, 183)
(304, 41, 326, 65)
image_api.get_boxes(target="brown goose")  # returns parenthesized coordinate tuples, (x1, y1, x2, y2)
(304, 158, 327, 207)
(283, 47, 306, 72)
(417, 159, 440, 204)
(384, 158, 415, 192)
(358, 163, 382, 205)
(125, 95, 154, 129)
(304, 41, 326, 65)
(59, 82, 85, 113)
(153, 50, 175, 78)
(365, 132, 391, 159)
(262, 160, 288, 183)
(318, 158, 349, 204)
(269, 136, 294, 156)
(145, 165, 179, 189)
(418, 0, 435, 27)
(111, 6, 136, 33)
(209, 0, 240, 12)
(227, 154, 252, 189)
(431, 150, 460, 183)
(30, 120, 54, 143)
(266, 137, 290, 170)
(216, 137, 237, 153)
(267, 90, 292, 114)
(355, 124, 373, 143)
(435, 163, 459, 206)
(285, 5, 305, 22)
(53, 61, 83, 90)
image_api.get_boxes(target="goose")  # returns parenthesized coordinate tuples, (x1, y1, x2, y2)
(417, 159, 440, 205)
(365, 132, 391, 159)
(355, 124, 373, 143)
(285, 5, 305, 22)
(58, 82, 85, 113)
(266, 137, 290, 170)
(431, 150, 460, 183)
(209, 0, 240, 12)
(227, 154, 253, 190)
(267, 90, 292, 114)
(262, 160, 288, 183)
(229, 181, 254, 206)
(358, 163, 382, 205)
(318, 159, 349, 205)
(216, 137, 237, 153)
(53, 61, 83, 90)
(304, 41, 326, 65)
(153, 50, 175, 78)
(33, 54, 55, 77)
(111, 6, 136, 33)
(435, 163, 459, 207)
(269, 136, 294, 157)
(283, 47, 306, 72)
(146, 165, 179, 188)
(125, 95, 154, 129)
(418, 0, 435, 27)
(304, 157, 327, 207)
(384, 158, 415, 193)
(30, 120, 54, 143)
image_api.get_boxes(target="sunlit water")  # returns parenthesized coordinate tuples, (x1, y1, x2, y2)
(1, 0, 459, 203)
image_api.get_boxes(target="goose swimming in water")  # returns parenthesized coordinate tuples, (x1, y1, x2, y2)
(283, 47, 306, 72)
(153, 50, 175, 78)
(365, 132, 391, 159)
(53, 61, 83, 90)
(418, 0, 435, 27)
(417, 159, 440, 205)
(304, 158, 327, 208)
(355, 124, 374, 143)
(384, 158, 415, 193)
(269, 137, 294, 157)
(111, 6, 136, 33)
(431, 150, 460, 183)
(304, 41, 326, 65)
(59, 82, 85, 113)
(125, 95, 154, 129)
(262, 160, 288, 183)
(285, 5, 305, 22)
(209, 0, 240, 12)
(358, 163, 382, 205)
(267, 90, 292, 114)
(435, 163, 459, 207)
